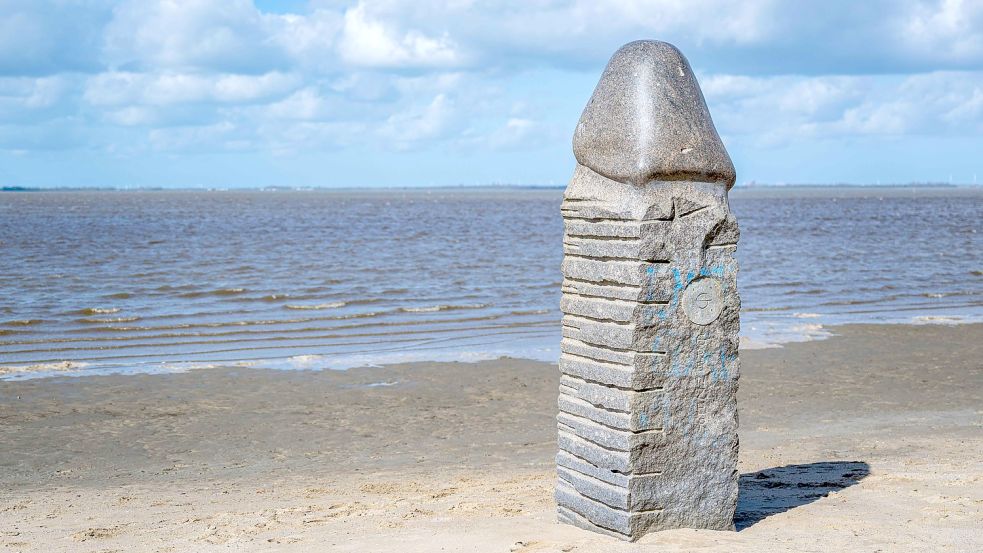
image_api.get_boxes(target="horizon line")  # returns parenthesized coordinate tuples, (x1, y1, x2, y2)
(2, 182, 980, 192)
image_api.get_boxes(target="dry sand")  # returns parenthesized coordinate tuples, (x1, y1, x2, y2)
(1, 323, 981, 552)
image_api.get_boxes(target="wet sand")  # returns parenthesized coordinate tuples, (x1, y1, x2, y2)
(1, 323, 981, 552)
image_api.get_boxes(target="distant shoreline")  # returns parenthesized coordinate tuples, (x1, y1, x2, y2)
(2, 183, 980, 192)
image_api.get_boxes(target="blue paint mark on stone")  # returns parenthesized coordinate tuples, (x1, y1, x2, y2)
(699, 265, 724, 278)
(717, 348, 737, 381)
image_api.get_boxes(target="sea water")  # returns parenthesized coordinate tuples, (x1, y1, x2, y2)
(1, 186, 980, 379)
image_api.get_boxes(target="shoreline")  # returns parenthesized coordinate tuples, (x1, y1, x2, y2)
(3, 319, 982, 381)
(4, 184, 981, 192)
(1, 322, 981, 551)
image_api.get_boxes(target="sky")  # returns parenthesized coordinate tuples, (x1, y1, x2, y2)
(0, 0, 981, 188)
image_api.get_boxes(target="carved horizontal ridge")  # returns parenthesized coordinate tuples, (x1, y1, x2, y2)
(559, 412, 665, 439)
(557, 466, 627, 505)
(558, 407, 663, 436)
(562, 338, 661, 367)
(563, 233, 640, 242)
(562, 291, 667, 307)
(678, 205, 709, 218)
(562, 252, 643, 263)
(564, 218, 639, 227)
(563, 222, 641, 239)
(560, 347, 632, 367)
(558, 426, 629, 454)
(561, 371, 637, 393)
(562, 276, 647, 292)
(560, 350, 631, 370)
(557, 479, 664, 516)
(559, 392, 633, 419)
(561, 210, 673, 222)
(560, 215, 636, 223)
(562, 311, 630, 325)
(562, 313, 632, 328)
(556, 505, 630, 540)
(563, 235, 640, 245)
(562, 288, 639, 303)
(561, 327, 633, 354)
(560, 370, 662, 394)
(563, 294, 640, 307)
(557, 409, 630, 436)
(559, 352, 637, 385)
(558, 448, 664, 480)
(561, 336, 637, 355)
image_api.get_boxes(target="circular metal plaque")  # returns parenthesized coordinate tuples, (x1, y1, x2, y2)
(681, 277, 723, 325)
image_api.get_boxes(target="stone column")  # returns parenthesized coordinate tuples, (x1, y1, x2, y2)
(556, 40, 741, 541)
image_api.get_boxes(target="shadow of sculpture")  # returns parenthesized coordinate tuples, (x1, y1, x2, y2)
(735, 461, 870, 530)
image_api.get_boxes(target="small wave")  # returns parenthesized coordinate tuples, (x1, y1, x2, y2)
(971, 270, 983, 276)
(0, 361, 90, 378)
(739, 336, 781, 350)
(4, 319, 43, 326)
(179, 288, 247, 298)
(78, 307, 121, 315)
(789, 323, 827, 334)
(911, 315, 966, 325)
(103, 292, 132, 300)
(741, 306, 791, 313)
(381, 288, 410, 295)
(792, 312, 821, 318)
(279, 354, 326, 369)
(261, 294, 291, 302)
(922, 292, 947, 298)
(285, 302, 347, 311)
(744, 280, 810, 289)
(400, 304, 488, 313)
(154, 284, 196, 292)
(77, 316, 141, 324)
(818, 297, 897, 307)
(511, 309, 552, 316)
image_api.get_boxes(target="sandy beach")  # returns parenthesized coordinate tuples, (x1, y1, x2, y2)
(2, 322, 981, 552)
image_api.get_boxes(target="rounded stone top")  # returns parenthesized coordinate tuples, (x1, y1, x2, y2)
(573, 40, 736, 189)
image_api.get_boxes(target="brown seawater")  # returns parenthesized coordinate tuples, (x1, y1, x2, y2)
(1, 187, 981, 379)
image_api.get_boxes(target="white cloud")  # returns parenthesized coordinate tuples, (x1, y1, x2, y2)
(264, 87, 331, 121)
(485, 117, 554, 151)
(379, 93, 454, 147)
(703, 71, 983, 144)
(0, 75, 76, 124)
(148, 121, 239, 151)
(337, 3, 462, 68)
(266, 120, 368, 154)
(833, 71, 983, 135)
(0, 1, 112, 75)
(1, 0, 982, 184)
(83, 71, 299, 106)
(271, 9, 344, 71)
(103, 0, 287, 73)
(900, 0, 983, 64)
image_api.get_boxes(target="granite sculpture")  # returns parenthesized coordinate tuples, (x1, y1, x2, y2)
(556, 40, 741, 541)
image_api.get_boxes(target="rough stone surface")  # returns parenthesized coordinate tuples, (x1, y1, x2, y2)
(572, 41, 736, 189)
(556, 40, 741, 541)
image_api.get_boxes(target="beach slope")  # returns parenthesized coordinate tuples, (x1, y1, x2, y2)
(1, 323, 981, 551)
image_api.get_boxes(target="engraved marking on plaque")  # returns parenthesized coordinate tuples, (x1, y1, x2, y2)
(681, 277, 723, 325)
